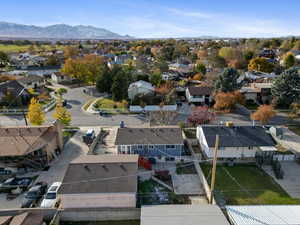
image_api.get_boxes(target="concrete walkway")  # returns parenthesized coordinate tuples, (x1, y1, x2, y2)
(263, 162, 300, 198)
(273, 127, 300, 155)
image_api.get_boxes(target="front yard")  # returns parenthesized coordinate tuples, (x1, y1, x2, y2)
(201, 163, 300, 205)
(93, 98, 129, 114)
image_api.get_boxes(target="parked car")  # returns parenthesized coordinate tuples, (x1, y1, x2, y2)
(40, 182, 61, 208)
(0, 177, 33, 192)
(176, 100, 182, 106)
(21, 182, 48, 208)
(0, 168, 12, 175)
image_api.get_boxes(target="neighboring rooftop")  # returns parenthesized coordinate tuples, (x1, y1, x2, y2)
(200, 125, 276, 147)
(17, 75, 45, 84)
(9, 213, 43, 225)
(226, 205, 300, 225)
(58, 155, 139, 194)
(187, 86, 212, 96)
(115, 127, 184, 145)
(0, 125, 57, 157)
(141, 205, 230, 225)
(0, 80, 27, 97)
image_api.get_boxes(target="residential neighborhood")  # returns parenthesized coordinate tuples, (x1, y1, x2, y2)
(1, 1, 300, 224)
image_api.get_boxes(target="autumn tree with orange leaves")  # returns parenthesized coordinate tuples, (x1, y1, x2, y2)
(213, 91, 245, 112)
(251, 105, 276, 124)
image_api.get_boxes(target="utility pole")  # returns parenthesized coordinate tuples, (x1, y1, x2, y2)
(210, 134, 219, 204)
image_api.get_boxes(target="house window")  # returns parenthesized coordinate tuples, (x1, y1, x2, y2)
(138, 145, 143, 150)
(248, 146, 253, 150)
(149, 145, 154, 149)
(219, 147, 225, 150)
(166, 145, 175, 149)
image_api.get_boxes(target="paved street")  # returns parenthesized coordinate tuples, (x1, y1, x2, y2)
(0, 87, 149, 127)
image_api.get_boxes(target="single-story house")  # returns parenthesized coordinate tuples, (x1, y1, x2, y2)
(141, 205, 230, 225)
(128, 80, 155, 100)
(185, 86, 213, 105)
(115, 127, 184, 159)
(0, 121, 63, 170)
(0, 80, 30, 105)
(17, 75, 46, 89)
(197, 125, 277, 159)
(226, 205, 300, 225)
(51, 72, 73, 84)
(58, 155, 138, 208)
(240, 82, 272, 104)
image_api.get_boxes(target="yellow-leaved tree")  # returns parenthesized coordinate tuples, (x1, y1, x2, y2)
(27, 98, 45, 125)
(53, 99, 72, 126)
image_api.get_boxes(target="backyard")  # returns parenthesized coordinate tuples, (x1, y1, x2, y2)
(93, 98, 129, 114)
(201, 163, 300, 205)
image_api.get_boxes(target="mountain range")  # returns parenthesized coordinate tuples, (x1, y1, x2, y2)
(0, 22, 131, 39)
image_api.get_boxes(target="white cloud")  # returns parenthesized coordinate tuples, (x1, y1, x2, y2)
(168, 8, 214, 19)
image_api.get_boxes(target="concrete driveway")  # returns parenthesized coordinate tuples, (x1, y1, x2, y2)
(263, 161, 300, 198)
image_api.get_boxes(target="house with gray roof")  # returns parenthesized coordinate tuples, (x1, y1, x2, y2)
(58, 155, 138, 209)
(115, 127, 184, 160)
(197, 125, 277, 160)
(186, 86, 213, 105)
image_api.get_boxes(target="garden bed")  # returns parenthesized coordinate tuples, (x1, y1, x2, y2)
(93, 98, 129, 114)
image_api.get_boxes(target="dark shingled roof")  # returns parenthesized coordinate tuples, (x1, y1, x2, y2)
(115, 128, 184, 145)
(0, 80, 28, 97)
(18, 75, 45, 84)
(201, 126, 276, 147)
(58, 155, 138, 195)
(187, 86, 212, 96)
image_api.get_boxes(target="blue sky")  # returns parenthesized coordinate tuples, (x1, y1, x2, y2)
(1, 0, 300, 38)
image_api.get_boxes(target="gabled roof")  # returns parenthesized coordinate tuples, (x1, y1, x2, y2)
(115, 127, 184, 145)
(0, 125, 57, 157)
(58, 155, 138, 194)
(17, 75, 45, 84)
(200, 125, 276, 147)
(187, 86, 212, 96)
(0, 80, 28, 97)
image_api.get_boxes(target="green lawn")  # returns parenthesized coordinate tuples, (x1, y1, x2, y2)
(201, 164, 300, 205)
(93, 98, 128, 114)
(0, 44, 66, 53)
(183, 128, 197, 139)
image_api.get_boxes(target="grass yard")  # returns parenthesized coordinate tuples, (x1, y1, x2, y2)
(93, 98, 128, 114)
(183, 128, 197, 139)
(201, 163, 300, 205)
(0, 44, 66, 53)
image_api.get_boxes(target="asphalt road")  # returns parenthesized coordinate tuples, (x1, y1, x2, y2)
(0, 87, 149, 127)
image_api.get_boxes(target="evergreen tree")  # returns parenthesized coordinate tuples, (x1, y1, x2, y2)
(214, 68, 241, 93)
(272, 67, 300, 106)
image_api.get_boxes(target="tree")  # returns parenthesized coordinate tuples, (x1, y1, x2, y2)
(111, 70, 130, 101)
(188, 106, 216, 125)
(195, 63, 207, 75)
(248, 57, 274, 73)
(272, 67, 300, 106)
(218, 47, 236, 61)
(213, 91, 244, 112)
(56, 88, 68, 97)
(283, 53, 296, 68)
(243, 50, 254, 61)
(251, 105, 276, 125)
(193, 73, 203, 81)
(208, 55, 227, 68)
(46, 55, 60, 66)
(53, 99, 72, 126)
(150, 72, 162, 87)
(0, 75, 14, 83)
(64, 46, 79, 59)
(0, 51, 9, 64)
(61, 54, 105, 83)
(96, 64, 113, 93)
(27, 98, 45, 125)
(214, 68, 240, 93)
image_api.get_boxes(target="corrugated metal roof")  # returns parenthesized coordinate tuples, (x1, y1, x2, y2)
(226, 205, 300, 225)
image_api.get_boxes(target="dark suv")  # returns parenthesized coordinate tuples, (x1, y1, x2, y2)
(21, 182, 47, 208)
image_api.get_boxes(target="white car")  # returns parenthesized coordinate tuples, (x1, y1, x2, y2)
(40, 182, 61, 208)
